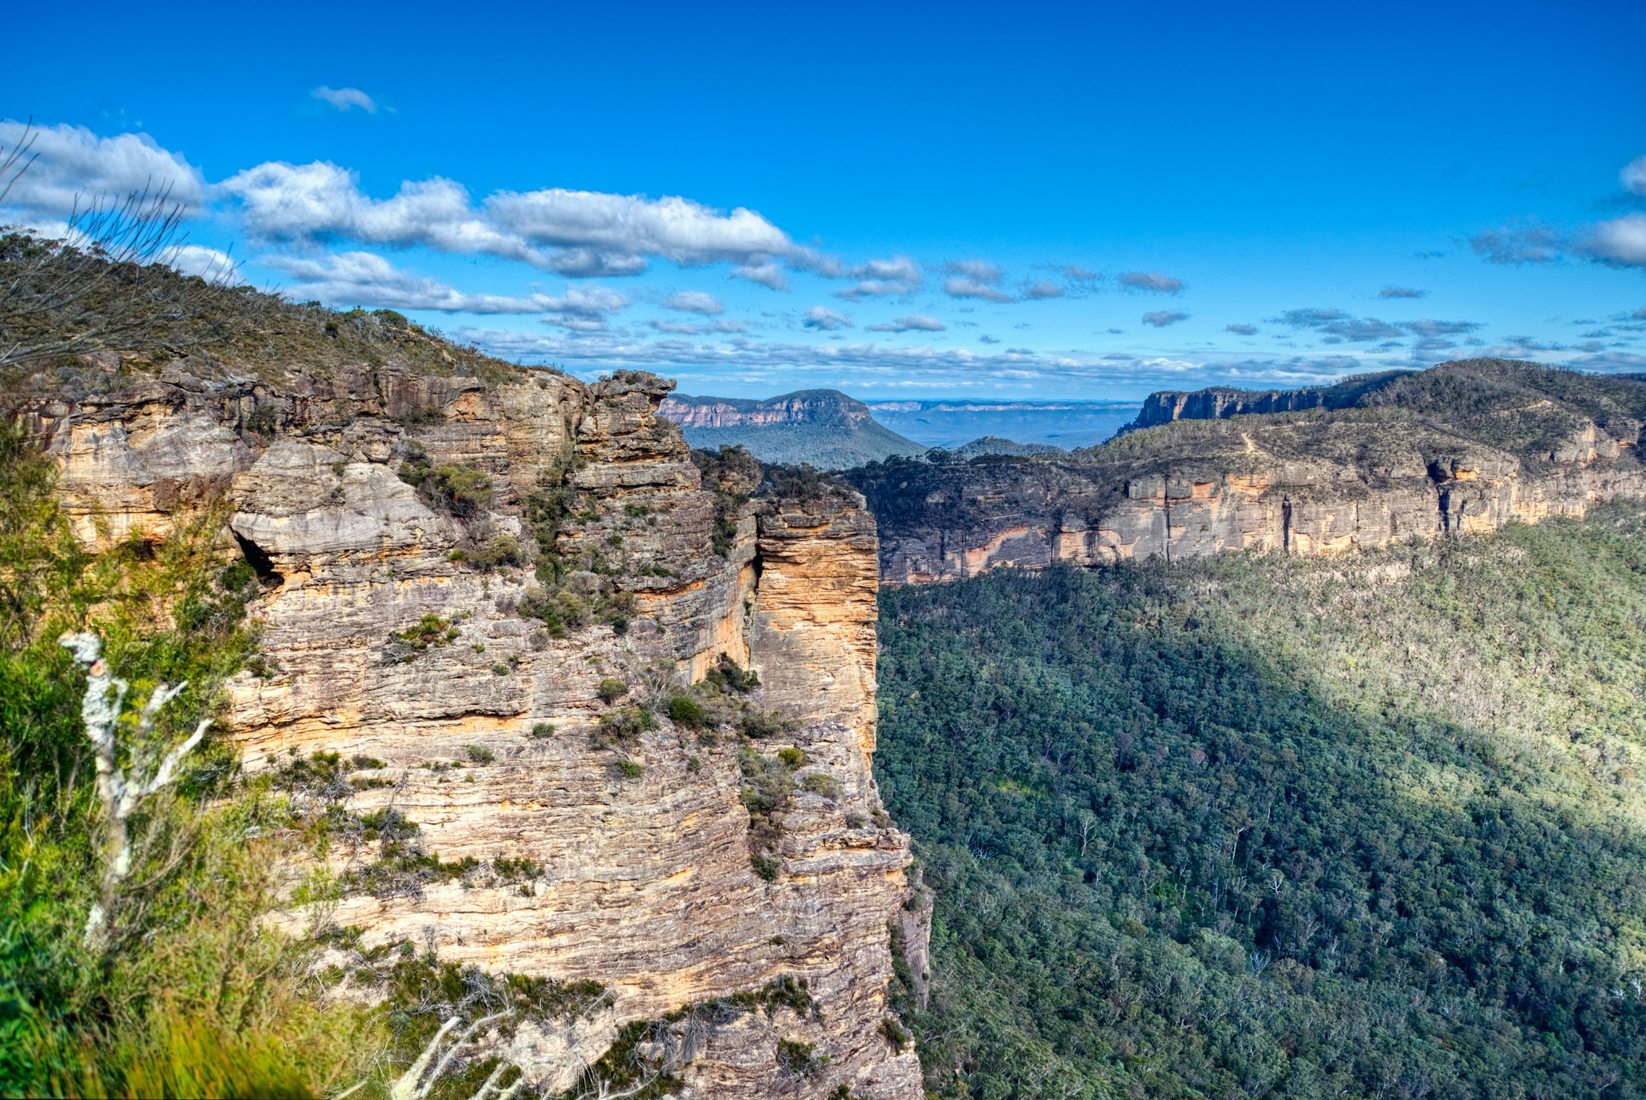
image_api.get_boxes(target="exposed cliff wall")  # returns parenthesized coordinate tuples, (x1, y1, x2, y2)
(27, 354, 922, 1098)
(851, 364, 1646, 585)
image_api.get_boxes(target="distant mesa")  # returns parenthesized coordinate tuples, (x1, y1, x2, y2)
(944, 436, 1066, 460)
(660, 389, 928, 469)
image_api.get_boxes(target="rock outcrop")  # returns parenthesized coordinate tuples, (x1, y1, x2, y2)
(850, 361, 1646, 584)
(27, 353, 922, 1098)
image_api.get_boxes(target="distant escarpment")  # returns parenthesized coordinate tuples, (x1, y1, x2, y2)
(1123, 370, 1407, 431)
(661, 389, 926, 468)
(848, 360, 1646, 584)
(17, 302, 923, 1096)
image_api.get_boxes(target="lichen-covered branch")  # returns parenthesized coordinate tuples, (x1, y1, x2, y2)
(60, 631, 210, 948)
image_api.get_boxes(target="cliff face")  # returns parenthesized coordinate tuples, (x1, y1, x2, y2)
(30, 356, 922, 1098)
(850, 363, 1646, 585)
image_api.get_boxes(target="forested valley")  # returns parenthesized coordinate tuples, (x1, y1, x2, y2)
(876, 506, 1646, 1099)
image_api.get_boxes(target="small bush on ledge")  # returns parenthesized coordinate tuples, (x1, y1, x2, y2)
(383, 613, 459, 663)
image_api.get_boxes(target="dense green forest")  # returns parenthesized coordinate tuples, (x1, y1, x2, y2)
(876, 508, 1646, 1098)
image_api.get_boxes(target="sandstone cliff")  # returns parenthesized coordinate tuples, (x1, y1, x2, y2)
(24, 345, 923, 1097)
(850, 360, 1646, 584)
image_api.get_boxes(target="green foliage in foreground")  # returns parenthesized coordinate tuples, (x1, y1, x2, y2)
(876, 510, 1646, 1099)
(0, 419, 379, 1097)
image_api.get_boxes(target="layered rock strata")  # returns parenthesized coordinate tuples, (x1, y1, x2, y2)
(30, 357, 922, 1098)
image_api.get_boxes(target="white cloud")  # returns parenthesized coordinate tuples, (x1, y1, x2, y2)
(662, 290, 724, 315)
(311, 86, 378, 114)
(220, 163, 537, 260)
(1470, 222, 1562, 264)
(1142, 310, 1189, 327)
(649, 318, 747, 335)
(1120, 271, 1185, 294)
(944, 276, 1012, 303)
(0, 120, 207, 216)
(943, 259, 1003, 282)
(267, 249, 630, 324)
(220, 159, 810, 280)
(486, 188, 792, 265)
(731, 259, 789, 290)
(1583, 214, 1646, 268)
(803, 306, 852, 331)
(1021, 281, 1064, 300)
(836, 256, 922, 300)
(1621, 155, 1646, 197)
(866, 314, 945, 333)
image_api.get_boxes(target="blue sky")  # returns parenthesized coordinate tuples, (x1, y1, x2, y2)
(4, 0, 1644, 399)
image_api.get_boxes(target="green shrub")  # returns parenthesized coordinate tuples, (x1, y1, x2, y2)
(666, 695, 707, 728)
(776, 1038, 826, 1078)
(492, 856, 542, 883)
(616, 760, 644, 780)
(740, 709, 790, 739)
(519, 586, 590, 637)
(597, 678, 629, 704)
(705, 653, 760, 694)
(464, 744, 495, 764)
(529, 722, 556, 739)
(398, 455, 494, 518)
(467, 533, 523, 571)
(801, 772, 843, 800)
(385, 614, 459, 663)
(595, 706, 655, 746)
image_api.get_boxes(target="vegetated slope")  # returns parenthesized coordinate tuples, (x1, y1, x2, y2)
(661, 390, 927, 468)
(876, 507, 1646, 1098)
(0, 231, 524, 390)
